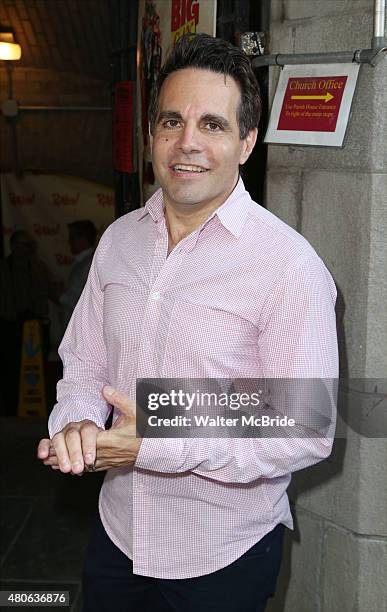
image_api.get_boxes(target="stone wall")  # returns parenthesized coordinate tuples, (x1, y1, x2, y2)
(265, 1, 387, 611)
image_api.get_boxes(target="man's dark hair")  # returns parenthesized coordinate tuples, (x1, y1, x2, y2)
(149, 33, 261, 140)
(68, 220, 97, 246)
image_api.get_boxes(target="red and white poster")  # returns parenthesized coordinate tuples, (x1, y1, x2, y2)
(137, 0, 217, 201)
(1, 172, 115, 348)
(265, 63, 360, 147)
(1, 173, 114, 283)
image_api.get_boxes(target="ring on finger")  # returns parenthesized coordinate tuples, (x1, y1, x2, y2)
(84, 462, 97, 472)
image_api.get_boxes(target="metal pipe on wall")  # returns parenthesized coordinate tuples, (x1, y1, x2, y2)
(252, 0, 386, 68)
(373, 0, 386, 47)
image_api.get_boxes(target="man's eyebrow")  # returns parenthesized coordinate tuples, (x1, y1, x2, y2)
(157, 111, 232, 130)
(201, 114, 232, 130)
(157, 110, 182, 123)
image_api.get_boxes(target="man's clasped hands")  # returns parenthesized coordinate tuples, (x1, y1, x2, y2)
(37, 386, 142, 475)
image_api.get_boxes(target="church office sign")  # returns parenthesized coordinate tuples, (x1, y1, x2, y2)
(265, 63, 360, 147)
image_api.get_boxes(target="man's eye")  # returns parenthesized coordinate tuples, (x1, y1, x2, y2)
(163, 120, 180, 129)
(205, 122, 221, 132)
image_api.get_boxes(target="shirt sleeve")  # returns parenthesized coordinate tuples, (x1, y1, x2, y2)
(48, 242, 111, 438)
(135, 253, 339, 483)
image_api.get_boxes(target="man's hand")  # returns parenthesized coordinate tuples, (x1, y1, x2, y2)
(37, 386, 142, 474)
(37, 419, 102, 474)
(94, 386, 142, 471)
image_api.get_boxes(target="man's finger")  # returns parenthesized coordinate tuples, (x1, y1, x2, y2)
(64, 427, 85, 474)
(102, 386, 136, 417)
(43, 455, 59, 467)
(37, 438, 51, 459)
(52, 432, 72, 473)
(79, 421, 100, 466)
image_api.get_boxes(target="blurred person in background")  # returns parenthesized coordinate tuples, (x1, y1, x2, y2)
(59, 220, 97, 331)
(0, 230, 56, 415)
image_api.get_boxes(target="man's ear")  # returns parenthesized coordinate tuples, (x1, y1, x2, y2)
(239, 128, 258, 165)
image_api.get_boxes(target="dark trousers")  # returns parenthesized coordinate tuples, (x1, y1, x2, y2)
(82, 512, 284, 612)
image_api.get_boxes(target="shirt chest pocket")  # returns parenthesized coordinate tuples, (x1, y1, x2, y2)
(162, 300, 260, 377)
(103, 282, 147, 352)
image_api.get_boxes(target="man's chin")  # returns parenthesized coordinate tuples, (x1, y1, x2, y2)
(166, 186, 211, 207)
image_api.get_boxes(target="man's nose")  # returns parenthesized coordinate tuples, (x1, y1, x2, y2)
(176, 123, 203, 154)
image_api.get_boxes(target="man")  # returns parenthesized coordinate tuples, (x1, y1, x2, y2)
(38, 34, 338, 611)
(59, 220, 97, 329)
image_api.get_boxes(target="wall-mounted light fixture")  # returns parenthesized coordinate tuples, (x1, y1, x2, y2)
(1, 27, 22, 173)
(0, 30, 22, 61)
(1, 28, 22, 116)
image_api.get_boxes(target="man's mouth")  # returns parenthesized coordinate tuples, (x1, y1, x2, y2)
(171, 164, 209, 174)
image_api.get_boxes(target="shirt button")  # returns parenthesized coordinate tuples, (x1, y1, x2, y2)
(151, 291, 160, 300)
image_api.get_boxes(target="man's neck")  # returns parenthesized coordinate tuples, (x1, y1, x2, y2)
(164, 203, 215, 251)
(163, 179, 239, 253)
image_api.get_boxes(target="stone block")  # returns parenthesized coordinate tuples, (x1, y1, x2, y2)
(301, 170, 371, 376)
(269, 19, 296, 56)
(321, 524, 360, 611)
(300, 170, 387, 379)
(358, 536, 387, 611)
(284, 0, 373, 21)
(289, 433, 362, 534)
(270, 0, 285, 23)
(358, 438, 387, 535)
(292, 9, 373, 52)
(365, 174, 387, 377)
(270, 9, 373, 55)
(266, 170, 302, 229)
(267, 508, 323, 612)
(267, 66, 281, 108)
(290, 429, 387, 536)
(321, 524, 387, 611)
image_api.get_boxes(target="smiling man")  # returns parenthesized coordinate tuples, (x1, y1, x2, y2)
(38, 34, 338, 612)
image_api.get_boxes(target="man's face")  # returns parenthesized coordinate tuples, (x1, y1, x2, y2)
(68, 230, 87, 255)
(151, 68, 257, 211)
(12, 232, 36, 259)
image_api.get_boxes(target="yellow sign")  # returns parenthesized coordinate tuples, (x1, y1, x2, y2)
(291, 93, 334, 103)
(18, 319, 46, 417)
(172, 17, 196, 43)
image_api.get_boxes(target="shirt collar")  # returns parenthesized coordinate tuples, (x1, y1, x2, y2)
(137, 176, 251, 238)
(137, 188, 164, 223)
(212, 177, 251, 238)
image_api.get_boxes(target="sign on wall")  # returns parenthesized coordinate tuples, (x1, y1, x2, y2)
(265, 63, 360, 147)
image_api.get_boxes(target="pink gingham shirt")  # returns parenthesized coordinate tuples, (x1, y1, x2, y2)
(48, 178, 338, 579)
